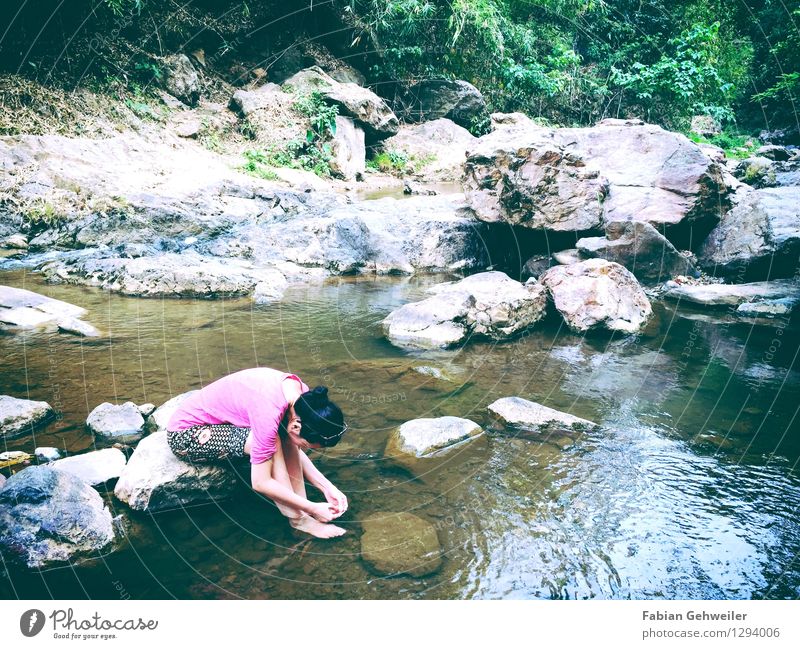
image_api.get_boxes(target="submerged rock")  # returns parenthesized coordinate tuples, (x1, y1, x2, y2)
(86, 402, 146, 443)
(360, 512, 443, 577)
(383, 271, 547, 349)
(576, 221, 697, 284)
(488, 397, 597, 435)
(0, 285, 99, 337)
(114, 431, 237, 512)
(464, 118, 726, 231)
(663, 279, 800, 308)
(386, 416, 483, 459)
(541, 259, 653, 333)
(52, 448, 127, 488)
(0, 466, 118, 569)
(0, 395, 54, 439)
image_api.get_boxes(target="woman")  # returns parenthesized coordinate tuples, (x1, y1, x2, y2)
(166, 367, 349, 539)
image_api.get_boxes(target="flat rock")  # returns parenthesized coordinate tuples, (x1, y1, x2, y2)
(113, 431, 237, 512)
(541, 259, 653, 333)
(0, 466, 118, 569)
(86, 402, 146, 443)
(383, 271, 548, 349)
(52, 448, 127, 487)
(663, 279, 800, 307)
(360, 512, 443, 577)
(488, 397, 597, 434)
(386, 416, 483, 459)
(0, 285, 99, 336)
(0, 395, 54, 439)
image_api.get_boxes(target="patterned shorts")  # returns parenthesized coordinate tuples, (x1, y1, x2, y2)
(166, 424, 250, 463)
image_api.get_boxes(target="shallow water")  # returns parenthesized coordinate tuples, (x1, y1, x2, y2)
(1, 268, 799, 600)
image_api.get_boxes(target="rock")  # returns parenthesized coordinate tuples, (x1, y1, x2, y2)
(35, 447, 62, 463)
(690, 115, 721, 138)
(0, 451, 32, 469)
(403, 181, 437, 196)
(360, 512, 442, 577)
(0, 285, 99, 337)
(732, 157, 776, 188)
(464, 119, 726, 231)
(0, 395, 54, 439)
(252, 273, 290, 305)
(663, 279, 800, 307)
(488, 397, 597, 435)
(521, 254, 555, 280)
(329, 116, 366, 180)
(699, 186, 800, 279)
(775, 158, 800, 187)
(383, 271, 547, 349)
(86, 402, 146, 444)
(386, 417, 483, 459)
(736, 299, 796, 317)
(382, 118, 477, 182)
(0, 475, 4, 489)
(0, 466, 118, 569)
(1, 233, 28, 249)
(552, 249, 582, 265)
(173, 117, 202, 138)
(757, 145, 791, 162)
(52, 448, 127, 487)
(407, 79, 487, 130)
(697, 143, 726, 164)
(328, 64, 366, 87)
(541, 259, 653, 333)
(576, 220, 697, 284)
(114, 431, 237, 512)
(137, 403, 156, 417)
(283, 67, 399, 141)
(229, 83, 282, 117)
(146, 391, 199, 433)
(162, 54, 200, 106)
(759, 127, 800, 146)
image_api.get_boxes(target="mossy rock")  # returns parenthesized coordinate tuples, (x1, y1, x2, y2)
(360, 512, 443, 577)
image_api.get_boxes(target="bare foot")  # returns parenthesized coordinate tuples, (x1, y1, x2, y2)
(290, 515, 347, 539)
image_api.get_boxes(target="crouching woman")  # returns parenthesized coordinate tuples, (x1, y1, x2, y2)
(166, 367, 349, 538)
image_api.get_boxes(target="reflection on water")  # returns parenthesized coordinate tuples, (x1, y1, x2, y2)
(1, 269, 799, 599)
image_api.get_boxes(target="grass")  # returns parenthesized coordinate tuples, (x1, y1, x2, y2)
(688, 130, 759, 159)
(366, 150, 437, 175)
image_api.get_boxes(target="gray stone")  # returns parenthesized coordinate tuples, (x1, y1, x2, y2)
(407, 79, 487, 130)
(252, 273, 290, 305)
(0, 395, 54, 439)
(699, 186, 800, 279)
(386, 416, 483, 458)
(663, 279, 800, 307)
(229, 83, 282, 116)
(576, 220, 697, 283)
(86, 402, 146, 443)
(488, 396, 597, 434)
(541, 259, 653, 334)
(732, 157, 776, 188)
(329, 116, 365, 180)
(0, 466, 118, 568)
(383, 271, 547, 349)
(736, 299, 796, 317)
(552, 249, 582, 265)
(1, 234, 27, 249)
(35, 447, 62, 463)
(146, 391, 199, 434)
(360, 512, 443, 577)
(757, 145, 791, 162)
(283, 67, 399, 141)
(162, 54, 200, 106)
(0, 285, 99, 337)
(522, 254, 555, 280)
(52, 448, 127, 487)
(137, 403, 156, 417)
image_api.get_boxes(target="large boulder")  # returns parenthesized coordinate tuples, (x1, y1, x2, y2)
(407, 79, 487, 130)
(383, 271, 548, 349)
(229, 83, 282, 117)
(382, 118, 477, 182)
(464, 118, 726, 232)
(0, 466, 118, 568)
(576, 220, 697, 284)
(386, 417, 483, 459)
(0, 395, 54, 439)
(699, 186, 800, 280)
(329, 116, 365, 180)
(146, 391, 199, 433)
(488, 397, 597, 435)
(731, 157, 777, 188)
(541, 259, 653, 333)
(113, 431, 237, 512)
(162, 54, 200, 106)
(52, 448, 127, 487)
(360, 512, 443, 577)
(0, 285, 99, 337)
(283, 67, 399, 141)
(86, 402, 146, 444)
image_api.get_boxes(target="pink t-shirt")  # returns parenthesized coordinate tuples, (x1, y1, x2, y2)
(167, 368, 308, 464)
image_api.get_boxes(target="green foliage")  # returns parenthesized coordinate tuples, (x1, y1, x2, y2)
(240, 150, 279, 180)
(688, 129, 757, 159)
(103, 0, 145, 16)
(366, 149, 436, 175)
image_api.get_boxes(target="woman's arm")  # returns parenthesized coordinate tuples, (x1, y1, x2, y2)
(299, 452, 348, 514)
(250, 460, 333, 521)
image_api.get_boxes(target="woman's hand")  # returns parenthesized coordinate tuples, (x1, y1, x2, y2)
(307, 502, 337, 523)
(322, 484, 348, 517)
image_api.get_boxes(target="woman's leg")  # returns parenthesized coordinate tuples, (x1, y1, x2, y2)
(266, 437, 305, 520)
(280, 432, 307, 500)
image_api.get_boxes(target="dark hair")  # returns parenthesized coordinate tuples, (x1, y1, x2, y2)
(293, 386, 346, 447)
